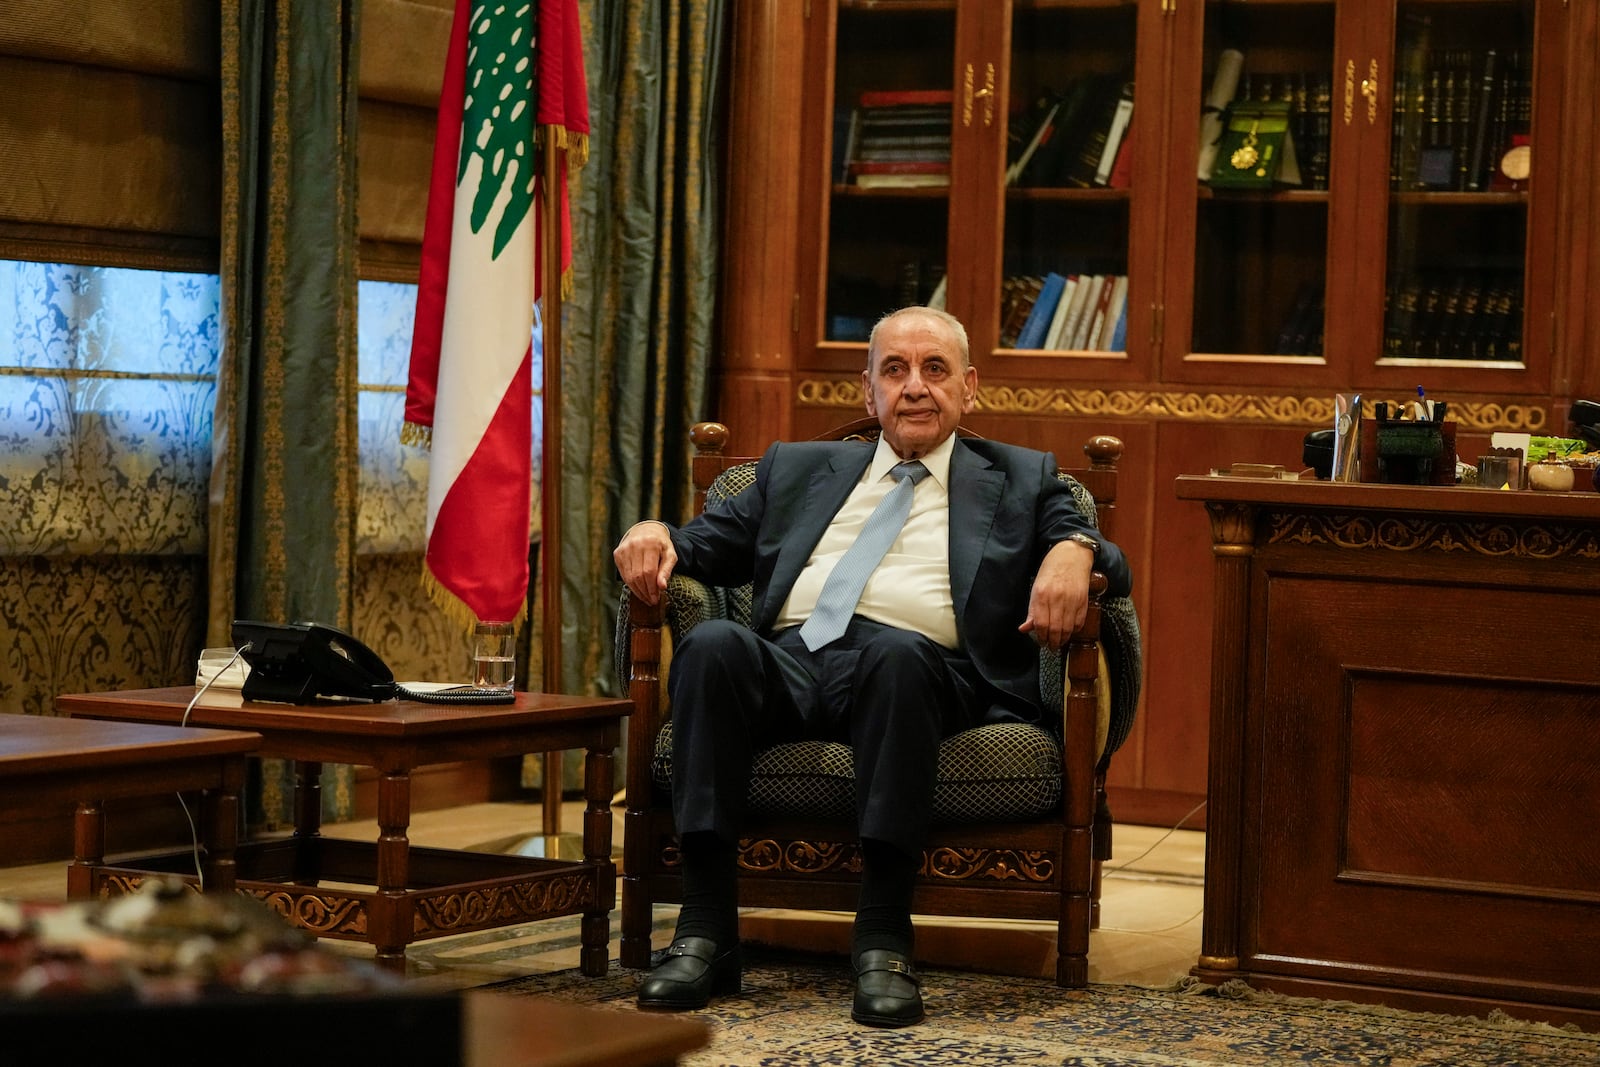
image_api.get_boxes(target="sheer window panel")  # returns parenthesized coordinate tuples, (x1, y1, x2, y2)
(0, 260, 218, 557)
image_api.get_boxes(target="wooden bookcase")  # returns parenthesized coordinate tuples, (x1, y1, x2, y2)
(715, 0, 1599, 828)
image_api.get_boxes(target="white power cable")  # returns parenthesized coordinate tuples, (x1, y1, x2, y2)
(175, 643, 251, 890)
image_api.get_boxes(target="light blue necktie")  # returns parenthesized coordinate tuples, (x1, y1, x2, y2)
(799, 460, 930, 652)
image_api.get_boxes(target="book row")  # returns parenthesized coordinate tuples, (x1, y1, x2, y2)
(1000, 272, 1129, 352)
(1272, 283, 1325, 356)
(836, 90, 954, 189)
(1007, 75, 1135, 190)
(1383, 271, 1524, 361)
(1389, 47, 1530, 192)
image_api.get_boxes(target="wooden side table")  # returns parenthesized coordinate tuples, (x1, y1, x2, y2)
(0, 715, 259, 895)
(58, 687, 630, 974)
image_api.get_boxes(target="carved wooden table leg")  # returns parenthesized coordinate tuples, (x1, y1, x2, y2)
(581, 743, 617, 977)
(1196, 501, 1256, 981)
(200, 757, 244, 894)
(372, 768, 414, 972)
(292, 759, 324, 885)
(69, 799, 105, 899)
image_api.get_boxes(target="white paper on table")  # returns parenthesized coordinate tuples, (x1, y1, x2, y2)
(1197, 49, 1245, 180)
(1491, 432, 1532, 456)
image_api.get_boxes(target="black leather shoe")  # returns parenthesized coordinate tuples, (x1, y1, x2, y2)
(851, 949, 924, 1027)
(638, 937, 741, 1010)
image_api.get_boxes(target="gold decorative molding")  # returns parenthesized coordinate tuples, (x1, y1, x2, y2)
(1268, 513, 1600, 559)
(795, 379, 1549, 432)
(797, 378, 865, 408)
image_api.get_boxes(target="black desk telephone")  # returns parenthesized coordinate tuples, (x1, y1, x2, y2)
(230, 620, 515, 705)
(232, 620, 396, 704)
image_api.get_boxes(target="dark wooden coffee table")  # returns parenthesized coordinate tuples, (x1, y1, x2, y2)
(0, 714, 259, 896)
(56, 687, 630, 974)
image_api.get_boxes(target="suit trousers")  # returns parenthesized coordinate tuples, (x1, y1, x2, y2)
(666, 616, 985, 856)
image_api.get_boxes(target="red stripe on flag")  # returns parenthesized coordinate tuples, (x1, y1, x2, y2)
(424, 343, 534, 625)
(404, 0, 472, 433)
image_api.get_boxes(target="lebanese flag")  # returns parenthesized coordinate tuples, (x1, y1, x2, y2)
(404, 0, 589, 627)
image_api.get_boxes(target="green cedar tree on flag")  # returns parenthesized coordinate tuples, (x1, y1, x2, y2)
(403, 0, 589, 628)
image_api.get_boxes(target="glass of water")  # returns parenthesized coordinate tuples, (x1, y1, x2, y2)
(472, 621, 516, 693)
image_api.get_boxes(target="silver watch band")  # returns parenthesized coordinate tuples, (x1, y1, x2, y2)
(1063, 532, 1099, 555)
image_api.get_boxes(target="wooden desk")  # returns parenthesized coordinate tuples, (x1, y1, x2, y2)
(0, 715, 258, 895)
(1176, 477, 1600, 1030)
(56, 687, 630, 975)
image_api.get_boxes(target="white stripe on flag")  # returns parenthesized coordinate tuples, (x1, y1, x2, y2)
(425, 152, 535, 540)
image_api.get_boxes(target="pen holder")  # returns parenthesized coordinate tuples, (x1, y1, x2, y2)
(1359, 402, 1456, 486)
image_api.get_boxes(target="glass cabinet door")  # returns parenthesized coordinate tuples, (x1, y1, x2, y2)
(823, 3, 956, 344)
(1373, 1, 1539, 381)
(998, 1, 1141, 356)
(1185, 1, 1341, 376)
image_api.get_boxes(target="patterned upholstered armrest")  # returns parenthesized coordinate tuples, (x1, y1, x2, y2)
(1048, 474, 1142, 764)
(617, 573, 730, 804)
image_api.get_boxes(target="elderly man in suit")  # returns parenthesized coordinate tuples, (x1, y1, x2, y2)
(613, 306, 1131, 1026)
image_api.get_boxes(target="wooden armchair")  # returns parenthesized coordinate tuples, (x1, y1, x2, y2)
(616, 419, 1142, 986)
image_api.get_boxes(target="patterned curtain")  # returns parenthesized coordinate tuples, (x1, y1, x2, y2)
(209, 0, 362, 827)
(555, 0, 727, 700)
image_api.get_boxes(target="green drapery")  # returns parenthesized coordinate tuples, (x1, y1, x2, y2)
(209, 0, 362, 827)
(554, 0, 726, 701)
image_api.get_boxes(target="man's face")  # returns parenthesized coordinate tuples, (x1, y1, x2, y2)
(863, 313, 978, 459)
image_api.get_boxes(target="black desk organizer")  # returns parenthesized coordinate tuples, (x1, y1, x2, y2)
(1371, 401, 1449, 485)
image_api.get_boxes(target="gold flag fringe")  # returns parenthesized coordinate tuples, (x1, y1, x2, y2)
(400, 420, 433, 450)
(420, 562, 530, 635)
(537, 126, 589, 169)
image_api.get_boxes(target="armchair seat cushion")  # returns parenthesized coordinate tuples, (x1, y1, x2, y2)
(651, 720, 1063, 824)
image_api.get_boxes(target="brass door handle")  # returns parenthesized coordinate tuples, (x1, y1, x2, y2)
(1343, 59, 1355, 125)
(963, 62, 996, 128)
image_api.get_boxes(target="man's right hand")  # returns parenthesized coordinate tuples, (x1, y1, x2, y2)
(613, 520, 678, 605)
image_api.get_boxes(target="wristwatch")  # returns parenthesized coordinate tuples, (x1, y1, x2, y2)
(1062, 532, 1099, 555)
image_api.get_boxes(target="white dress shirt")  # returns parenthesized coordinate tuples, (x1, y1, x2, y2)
(775, 434, 959, 648)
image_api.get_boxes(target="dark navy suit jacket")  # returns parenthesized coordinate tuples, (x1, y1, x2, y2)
(665, 435, 1132, 721)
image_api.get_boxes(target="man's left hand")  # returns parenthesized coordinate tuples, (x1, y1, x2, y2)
(1018, 540, 1094, 650)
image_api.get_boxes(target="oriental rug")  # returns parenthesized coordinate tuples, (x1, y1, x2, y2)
(491, 948, 1600, 1067)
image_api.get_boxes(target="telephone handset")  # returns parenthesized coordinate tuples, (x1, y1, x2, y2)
(232, 620, 396, 704)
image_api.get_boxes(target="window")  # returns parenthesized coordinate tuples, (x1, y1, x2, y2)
(0, 260, 219, 557)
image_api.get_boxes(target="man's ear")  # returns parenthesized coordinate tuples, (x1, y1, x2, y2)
(961, 367, 978, 412)
(862, 369, 877, 416)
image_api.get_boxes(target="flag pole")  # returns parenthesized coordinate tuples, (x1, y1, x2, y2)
(539, 128, 565, 836)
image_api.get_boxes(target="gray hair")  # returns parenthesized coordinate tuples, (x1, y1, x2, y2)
(866, 306, 971, 371)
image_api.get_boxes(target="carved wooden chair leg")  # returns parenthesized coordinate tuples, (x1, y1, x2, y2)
(1091, 768, 1111, 930)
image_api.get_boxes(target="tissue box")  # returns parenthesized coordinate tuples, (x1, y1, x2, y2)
(195, 647, 250, 689)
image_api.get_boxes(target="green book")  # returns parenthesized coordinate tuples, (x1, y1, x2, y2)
(1208, 100, 1296, 189)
